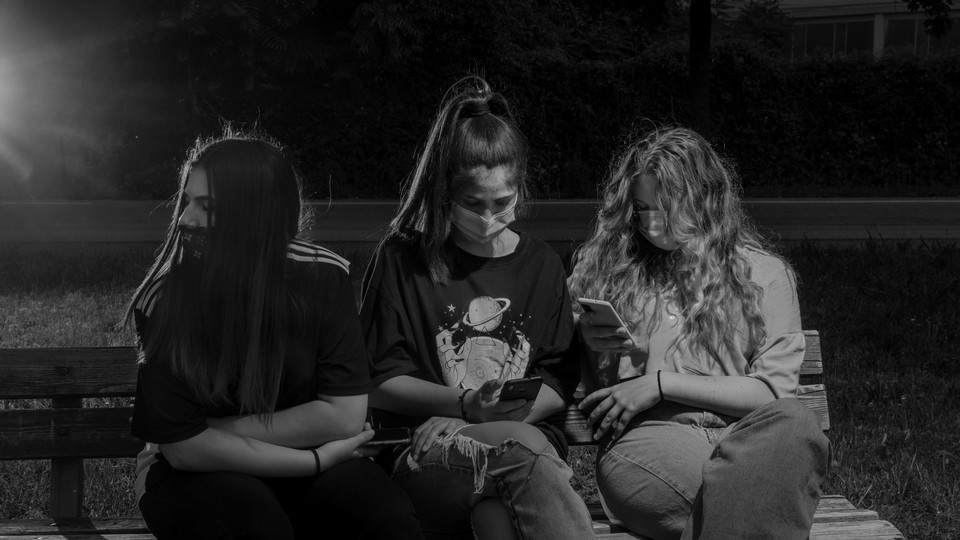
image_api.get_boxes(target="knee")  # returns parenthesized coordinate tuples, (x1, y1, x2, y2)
(460, 421, 552, 454)
(765, 399, 825, 440)
(753, 399, 831, 465)
(596, 461, 691, 539)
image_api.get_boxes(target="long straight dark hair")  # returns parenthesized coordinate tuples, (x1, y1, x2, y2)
(383, 76, 529, 285)
(125, 130, 307, 416)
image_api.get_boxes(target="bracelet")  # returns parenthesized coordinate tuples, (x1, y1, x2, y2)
(310, 448, 322, 476)
(458, 388, 471, 422)
(657, 370, 664, 402)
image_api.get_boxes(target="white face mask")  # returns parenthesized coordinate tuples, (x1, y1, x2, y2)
(635, 210, 680, 251)
(450, 199, 517, 244)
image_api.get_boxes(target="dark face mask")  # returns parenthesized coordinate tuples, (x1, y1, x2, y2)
(179, 225, 209, 260)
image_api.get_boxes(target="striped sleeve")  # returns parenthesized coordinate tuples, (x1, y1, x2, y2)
(287, 238, 350, 273)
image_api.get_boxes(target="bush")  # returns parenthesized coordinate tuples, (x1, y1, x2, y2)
(2, 4, 958, 200)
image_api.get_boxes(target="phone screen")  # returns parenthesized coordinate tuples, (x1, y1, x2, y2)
(578, 298, 627, 328)
(500, 376, 543, 401)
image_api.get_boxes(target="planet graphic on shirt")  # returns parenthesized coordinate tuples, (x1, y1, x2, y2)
(462, 296, 511, 332)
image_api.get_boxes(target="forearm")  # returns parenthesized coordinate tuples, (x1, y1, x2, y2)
(211, 396, 366, 448)
(162, 427, 321, 476)
(370, 375, 463, 418)
(525, 384, 567, 423)
(660, 371, 777, 418)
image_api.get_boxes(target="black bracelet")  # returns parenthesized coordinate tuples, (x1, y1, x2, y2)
(458, 388, 471, 421)
(310, 448, 321, 476)
(657, 370, 664, 402)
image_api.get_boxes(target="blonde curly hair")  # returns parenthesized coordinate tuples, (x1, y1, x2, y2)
(568, 126, 788, 365)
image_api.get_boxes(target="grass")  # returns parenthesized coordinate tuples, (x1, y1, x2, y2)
(1, 240, 958, 538)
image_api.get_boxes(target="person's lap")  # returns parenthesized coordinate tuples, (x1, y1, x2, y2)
(596, 399, 830, 540)
(139, 469, 294, 540)
(596, 412, 715, 539)
(393, 420, 585, 539)
(140, 459, 421, 540)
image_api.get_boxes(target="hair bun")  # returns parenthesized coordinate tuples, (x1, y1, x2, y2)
(460, 100, 491, 118)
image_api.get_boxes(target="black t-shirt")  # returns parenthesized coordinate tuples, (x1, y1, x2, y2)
(360, 232, 580, 458)
(131, 239, 370, 447)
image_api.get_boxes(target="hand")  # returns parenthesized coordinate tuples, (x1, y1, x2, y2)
(578, 375, 660, 440)
(411, 416, 467, 460)
(465, 379, 535, 423)
(578, 313, 647, 355)
(315, 424, 377, 472)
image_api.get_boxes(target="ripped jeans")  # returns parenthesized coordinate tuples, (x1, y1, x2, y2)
(391, 427, 594, 540)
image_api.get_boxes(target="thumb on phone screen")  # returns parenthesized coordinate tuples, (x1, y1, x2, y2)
(479, 378, 504, 403)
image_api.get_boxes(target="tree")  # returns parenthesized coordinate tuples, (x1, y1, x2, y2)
(125, 0, 331, 126)
(901, 0, 954, 38)
(688, 0, 712, 135)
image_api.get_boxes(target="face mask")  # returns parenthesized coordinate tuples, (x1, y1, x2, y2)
(450, 199, 517, 244)
(179, 225, 209, 260)
(635, 210, 680, 251)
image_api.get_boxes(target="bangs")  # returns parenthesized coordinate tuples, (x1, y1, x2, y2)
(449, 116, 527, 178)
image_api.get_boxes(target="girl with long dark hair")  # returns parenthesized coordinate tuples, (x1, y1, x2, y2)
(127, 131, 422, 540)
(359, 78, 594, 540)
(568, 126, 831, 539)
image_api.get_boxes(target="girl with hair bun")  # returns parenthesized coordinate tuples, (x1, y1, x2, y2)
(360, 78, 593, 540)
(126, 130, 422, 540)
(568, 126, 831, 539)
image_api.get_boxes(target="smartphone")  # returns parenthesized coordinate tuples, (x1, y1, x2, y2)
(578, 298, 628, 328)
(364, 427, 412, 447)
(500, 376, 543, 401)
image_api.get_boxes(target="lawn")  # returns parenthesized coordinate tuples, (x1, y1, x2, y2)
(1, 241, 957, 538)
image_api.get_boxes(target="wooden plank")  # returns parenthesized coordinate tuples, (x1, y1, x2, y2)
(803, 330, 822, 365)
(810, 520, 905, 539)
(587, 501, 903, 539)
(49, 398, 84, 519)
(0, 535, 155, 540)
(0, 408, 142, 460)
(0, 517, 150, 535)
(0, 348, 139, 399)
(798, 384, 830, 431)
(816, 494, 857, 511)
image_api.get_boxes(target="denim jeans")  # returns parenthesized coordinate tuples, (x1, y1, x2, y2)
(139, 458, 422, 540)
(596, 398, 831, 540)
(392, 431, 594, 540)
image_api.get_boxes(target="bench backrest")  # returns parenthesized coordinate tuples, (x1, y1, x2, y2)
(0, 330, 827, 516)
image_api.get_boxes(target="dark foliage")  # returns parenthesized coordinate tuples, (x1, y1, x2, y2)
(0, 0, 957, 200)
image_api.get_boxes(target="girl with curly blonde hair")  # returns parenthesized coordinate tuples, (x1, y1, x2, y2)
(568, 127, 830, 539)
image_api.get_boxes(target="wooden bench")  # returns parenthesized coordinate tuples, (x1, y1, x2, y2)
(0, 330, 905, 539)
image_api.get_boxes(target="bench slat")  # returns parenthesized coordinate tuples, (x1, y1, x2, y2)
(0, 517, 149, 535)
(587, 496, 904, 539)
(0, 348, 138, 399)
(0, 408, 142, 460)
(809, 520, 905, 539)
(0, 535, 155, 540)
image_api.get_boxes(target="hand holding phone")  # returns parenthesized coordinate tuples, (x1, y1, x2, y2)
(499, 376, 543, 401)
(578, 298, 627, 328)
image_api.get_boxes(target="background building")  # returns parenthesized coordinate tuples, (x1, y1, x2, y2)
(781, 0, 960, 58)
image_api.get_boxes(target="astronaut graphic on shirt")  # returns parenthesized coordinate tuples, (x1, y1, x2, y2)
(436, 295, 531, 390)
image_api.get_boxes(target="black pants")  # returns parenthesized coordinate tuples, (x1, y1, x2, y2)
(139, 458, 423, 540)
